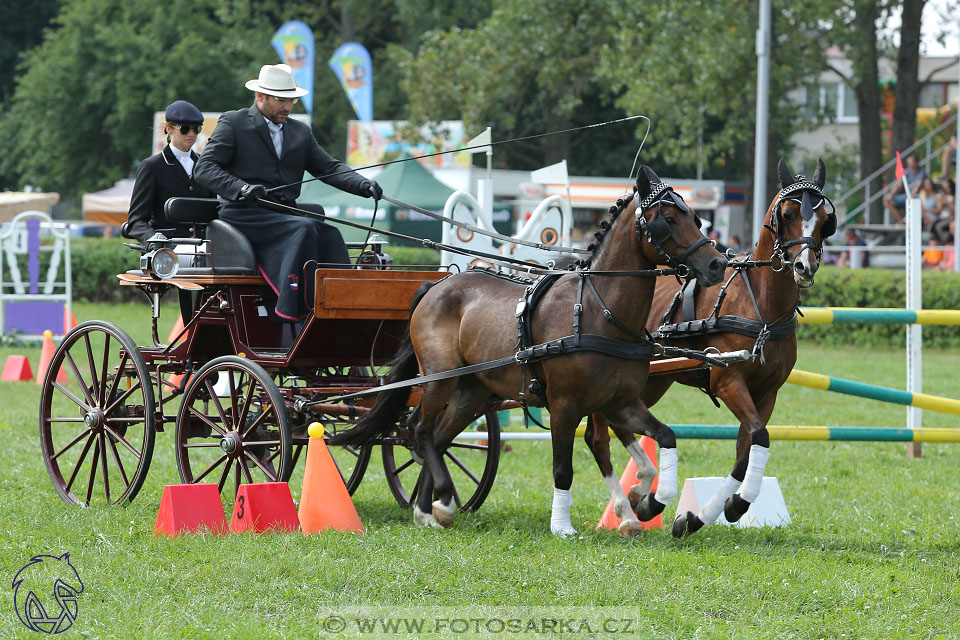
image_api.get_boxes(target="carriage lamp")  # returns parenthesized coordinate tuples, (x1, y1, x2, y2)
(140, 233, 179, 280)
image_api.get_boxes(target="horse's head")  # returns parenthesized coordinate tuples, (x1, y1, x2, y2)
(635, 166, 727, 286)
(770, 158, 836, 288)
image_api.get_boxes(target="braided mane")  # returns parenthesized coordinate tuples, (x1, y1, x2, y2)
(568, 185, 637, 269)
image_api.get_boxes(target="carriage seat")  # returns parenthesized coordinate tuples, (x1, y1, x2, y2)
(163, 197, 256, 276)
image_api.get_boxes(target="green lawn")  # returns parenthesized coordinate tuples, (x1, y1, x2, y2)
(1, 301, 959, 638)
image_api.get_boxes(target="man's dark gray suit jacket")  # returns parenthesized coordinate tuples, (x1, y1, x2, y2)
(193, 103, 368, 202)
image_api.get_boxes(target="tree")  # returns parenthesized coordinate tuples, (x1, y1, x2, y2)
(598, 1, 828, 227)
(0, 0, 60, 103)
(0, 0, 276, 198)
(392, 0, 637, 174)
(817, 0, 894, 223)
(889, 0, 925, 158)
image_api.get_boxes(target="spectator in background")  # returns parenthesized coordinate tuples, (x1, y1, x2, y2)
(882, 153, 928, 224)
(941, 134, 957, 179)
(837, 228, 869, 268)
(919, 177, 943, 230)
(708, 230, 728, 253)
(922, 238, 944, 270)
(728, 234, 743, 254)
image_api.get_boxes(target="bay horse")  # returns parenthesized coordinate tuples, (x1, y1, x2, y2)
(586, 158, 836, 537)
(330, 166, 727, 535)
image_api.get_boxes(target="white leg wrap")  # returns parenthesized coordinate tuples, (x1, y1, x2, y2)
(697, 475, 742, 524)
(550, 488, 577, 537)
(740, 444, 771, 503)
(653, 447, 678, 505)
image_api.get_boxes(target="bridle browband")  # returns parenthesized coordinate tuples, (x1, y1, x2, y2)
(634, 182, 710, 270)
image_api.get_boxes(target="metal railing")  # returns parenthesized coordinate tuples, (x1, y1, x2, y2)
(834, 110, 957, 227)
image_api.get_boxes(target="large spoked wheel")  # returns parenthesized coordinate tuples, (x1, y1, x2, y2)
(39, 321, 156, 506)
(175, 356, 292, 497)
(381, 411, 500, 512)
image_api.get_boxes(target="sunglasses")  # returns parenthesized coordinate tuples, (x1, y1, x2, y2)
(169, 123, 202, 134)
(267, 95, 299, 105)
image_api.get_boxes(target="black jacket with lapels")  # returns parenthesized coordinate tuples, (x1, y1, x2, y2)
(193, 103, 368, 203)
(126, 144, 213, 244)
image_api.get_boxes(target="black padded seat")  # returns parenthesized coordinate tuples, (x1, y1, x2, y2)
(164, 197, 219, 224)
(124, 197, 257, 276)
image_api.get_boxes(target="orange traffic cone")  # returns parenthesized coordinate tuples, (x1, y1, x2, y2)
(36, 330, 67, 385)
(596, 436, 662, 531)
(62, 306, 78, 334)
(298, 423, 364, 534)
(167, 315, 188, 344)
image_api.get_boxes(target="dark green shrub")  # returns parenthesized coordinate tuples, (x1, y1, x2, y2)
(71, 238, 142, 302)
(799, 266, 960, 347)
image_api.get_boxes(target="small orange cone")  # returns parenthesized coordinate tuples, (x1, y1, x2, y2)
(167, 315, 188, 344)
(36, 330, 67, 385)
(2, 355, 33, 381)
(62, 306, 78, 334)
(597, 436, 662, 531)
(298, 423, 365, 534)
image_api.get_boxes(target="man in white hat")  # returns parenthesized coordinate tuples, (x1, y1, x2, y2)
(195, 63, 382, 321)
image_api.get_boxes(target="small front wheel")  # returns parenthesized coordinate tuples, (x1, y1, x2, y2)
(39, 321, 156, 506)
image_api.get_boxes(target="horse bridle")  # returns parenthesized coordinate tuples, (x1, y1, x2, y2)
(768, 177, 837, 270)
(634, 182, 710, 271)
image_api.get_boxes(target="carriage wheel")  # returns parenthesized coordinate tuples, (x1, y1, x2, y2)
(175, 356, 292, 498)
(324, 440, 371, 495)
(39, 321, 156, 506)
(381, 411, 500, 512)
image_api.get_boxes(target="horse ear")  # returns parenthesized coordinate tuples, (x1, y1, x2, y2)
(777, 158, 794, 188)
(636, 165, 652, 198)
(813, 158, 826, 190)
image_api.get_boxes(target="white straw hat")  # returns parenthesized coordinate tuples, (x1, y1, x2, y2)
(245, 64, 309, 98)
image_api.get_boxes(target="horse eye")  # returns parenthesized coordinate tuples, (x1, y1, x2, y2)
(664, 216, 677, 225)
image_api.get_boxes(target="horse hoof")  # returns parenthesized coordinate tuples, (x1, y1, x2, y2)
(551, 524, 577, 538)
(724, 494, 751, 523)
(413, 505, 442, 529)
(635, 492, 665, 522)
(627, 485, 646, 514)
(672, 512, 705, 538)
(432, 499, 456, 528)
(618, 519, 644, 538)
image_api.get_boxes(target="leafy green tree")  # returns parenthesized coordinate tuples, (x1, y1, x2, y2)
(392, 0, 638, 175)
(0, 0, 60, 102)
(598, 1, 830, 221)
(0, 0, 274, 198)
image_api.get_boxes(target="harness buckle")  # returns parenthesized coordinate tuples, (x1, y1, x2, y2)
(573, 303, 583, 315)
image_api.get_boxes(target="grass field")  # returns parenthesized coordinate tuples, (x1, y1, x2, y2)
(1, 301, 959, 638)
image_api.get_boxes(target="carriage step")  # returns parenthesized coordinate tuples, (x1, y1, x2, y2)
(230, 482, 300, 534)
(154, 484, 228, 537)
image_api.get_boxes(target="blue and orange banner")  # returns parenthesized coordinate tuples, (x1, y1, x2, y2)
(329, 42, 373, 121)
(271, 21, 315, 116)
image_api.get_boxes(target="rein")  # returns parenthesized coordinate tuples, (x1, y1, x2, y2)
(381, 194, 590, 255)
(266, 114, 652, 196)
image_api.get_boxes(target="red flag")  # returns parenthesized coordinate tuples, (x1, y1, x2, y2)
(895, 151, 904, 181)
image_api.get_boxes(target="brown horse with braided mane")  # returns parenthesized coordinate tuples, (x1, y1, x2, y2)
(331, 166, 727, 536)
(586, 159, 836, 537)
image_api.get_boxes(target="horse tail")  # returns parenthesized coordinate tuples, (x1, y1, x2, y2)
(327, 280, 439, 446)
